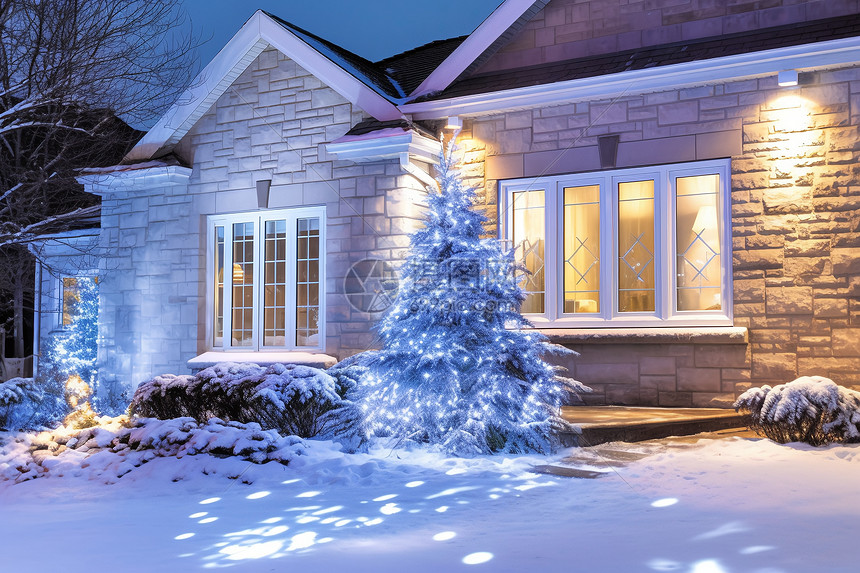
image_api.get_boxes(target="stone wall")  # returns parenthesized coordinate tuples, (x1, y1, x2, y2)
(96, 48, 428, 391)
(479, 0, 859, 73)
(461, 63, 860, 406)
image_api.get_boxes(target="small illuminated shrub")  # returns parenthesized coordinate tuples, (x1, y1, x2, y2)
(735, 376, 860, 446)
(130, 362, 360, 441)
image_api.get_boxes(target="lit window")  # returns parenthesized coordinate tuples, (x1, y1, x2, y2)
(62, 276, 97, 326)
(501, 160, 731, 327)
(209, 207, 325, 350)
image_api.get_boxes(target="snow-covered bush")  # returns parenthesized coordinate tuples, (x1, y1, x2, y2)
(130, 362, 361, 442)
(3, 416, 306, 483)
(341, 146, 587, 456)
(735, 376, 860, 445)
(0, 377, 42, 430)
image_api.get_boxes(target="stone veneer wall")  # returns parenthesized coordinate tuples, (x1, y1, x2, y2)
(479, 0, 859, 73)
(97, 48, 427, 392)
(459, 64, 860, 407)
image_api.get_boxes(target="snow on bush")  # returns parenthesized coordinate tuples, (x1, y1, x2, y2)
(0, 415, 306, 484)
(0, 378, 41, 429)
(130, 362, 361, 443)
(735, 376, 860, 445)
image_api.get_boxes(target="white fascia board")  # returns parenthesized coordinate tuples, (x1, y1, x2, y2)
(125, 11, 401, 163)
(326, 132, 441, 164)
(410, 0, 539, 99)
(28, 229, 99, 259)
(401, 36, 860, 120)
(77, 165, 192, 196)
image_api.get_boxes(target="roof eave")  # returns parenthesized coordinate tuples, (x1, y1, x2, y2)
(400, 36, 860, 120)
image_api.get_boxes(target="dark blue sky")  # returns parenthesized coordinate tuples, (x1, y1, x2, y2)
(183, 0, 504, 66)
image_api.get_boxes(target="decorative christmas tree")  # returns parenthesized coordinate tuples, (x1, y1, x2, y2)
(353, 145, 588, 455)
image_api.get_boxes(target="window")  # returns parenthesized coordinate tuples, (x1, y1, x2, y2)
(62, 276, 97, 327)
(501, 160, 731, 327)
(208, 207, 325, 350)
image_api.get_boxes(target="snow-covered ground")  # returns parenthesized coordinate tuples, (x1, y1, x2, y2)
(1, 428, 858, 573)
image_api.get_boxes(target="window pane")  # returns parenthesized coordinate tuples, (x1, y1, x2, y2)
(296, 217, 320, 347)
(676, 174, 722, 311)
(563, 185, 600, 314)
(231, 222, 254, 346)
(264, 219, 287, 346)
(214, 226, 224, 346)
(512, 190, 545, 313)
(618, 180, 655, 312)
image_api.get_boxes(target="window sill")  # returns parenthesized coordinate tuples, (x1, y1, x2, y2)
(188, 351, 338, 371)
(538, 326, 748, 345)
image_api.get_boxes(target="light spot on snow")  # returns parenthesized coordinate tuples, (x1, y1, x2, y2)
(694, 522, 750, 540)
(646, 558, 681, 571)
(690, 560, 728, 573)
(313, 505, 344, 515)
(334, 519, 352, 527)
(651, 498, 679, 508)
(174, 533, 195, 540)
(221, 540, 284, 560)
(436, 506, 449, 513)
(380, 503, 401, 515)
(296, 516, 319, 524)
(433, 531, 456, 541)
(296, 491, 321, 498)
(246, 491, 270, 500)
(405, 480, 424, 487)
(260, 517, 282, 524)
(189, 512, 208, 518)
(740, 546, 775, 555)
(262, 525, 289, 537)
(286, 532, 317, 551)
(426, 486, 478, 499)
(318, 537, 333, 544)
(199, 517, 218, 524)
(199, 497, 221, 505)
(445, 467, 467, 476)
(364, 518, 383, 526)
(373, 494, 397, 501)
(462, 552, 493, 565)
(281, 478, 300, 484)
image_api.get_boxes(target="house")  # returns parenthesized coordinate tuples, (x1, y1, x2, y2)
(35, 0, 860, 408)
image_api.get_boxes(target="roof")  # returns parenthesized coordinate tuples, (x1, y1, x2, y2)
(343, 118, 436, 139)
(377, 36, 468, 96)
(428, 13, 860, 101)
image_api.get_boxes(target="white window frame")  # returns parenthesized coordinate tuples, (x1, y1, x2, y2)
(500, 159, 732, 328)
(206, 206, 326, 351)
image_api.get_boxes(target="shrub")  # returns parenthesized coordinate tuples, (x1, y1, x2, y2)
(735, 376, 860, 445)
(130, 362, 361, 443)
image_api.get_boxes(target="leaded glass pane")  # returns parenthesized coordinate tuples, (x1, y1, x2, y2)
(676, 174, 722, 311)
(512, 190, 545, 314)
(563, 185, 600, 314)
(618, 180, 655, 312)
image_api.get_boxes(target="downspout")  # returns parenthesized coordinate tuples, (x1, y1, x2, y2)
(32, 259, 42, 377)
(398, 152, 438, 191)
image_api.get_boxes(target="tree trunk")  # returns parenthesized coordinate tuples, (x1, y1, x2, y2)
(13, 272, 24, 358)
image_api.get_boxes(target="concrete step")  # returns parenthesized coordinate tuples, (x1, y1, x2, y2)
(559, 406, 747, 447)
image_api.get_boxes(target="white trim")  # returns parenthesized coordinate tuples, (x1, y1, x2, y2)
(500, 159, 732, 328)
(126, 11, 402, 162)
(401, 36, 860, 120)
(409, 0, 543, 98)
(77, 165, 192, 195)
(207, 206, 326, 352)
(325, 129, 442, 163)
(187, 351, 337, 370)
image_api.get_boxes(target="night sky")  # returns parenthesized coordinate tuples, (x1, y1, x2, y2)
(182, 0, 504, 67)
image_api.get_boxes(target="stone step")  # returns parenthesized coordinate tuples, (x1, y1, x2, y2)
(558, 405, 747, 447)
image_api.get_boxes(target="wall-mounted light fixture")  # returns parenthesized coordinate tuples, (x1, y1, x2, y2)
(445, 116, 463, 130)
(778, 70, 799, 87)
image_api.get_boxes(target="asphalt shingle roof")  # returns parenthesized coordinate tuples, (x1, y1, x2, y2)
(425, 13, 860, 102)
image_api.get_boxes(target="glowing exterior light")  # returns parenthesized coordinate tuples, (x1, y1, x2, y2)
(446, 116, 463, 130)
(777, 69, 798, 87)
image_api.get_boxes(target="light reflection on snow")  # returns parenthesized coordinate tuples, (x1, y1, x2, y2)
(426, 486, 478, 499)
(651, 498, 679, 508)
(405, 480, 424, 487)
(373, 493, 397, 501)
(220, 540, 283, 560)
(462, 552, 494, 565)
(646, 558, 681, 571)
(432, 531, 456, 541)
(296, 491, 321, 498)
(260, 517, 282, 524)
(199, 517, 219, 524)
(739, 545, 775, 555)
(200, 497, 221, 505)
(694, 522, 749, 540)
(690, 560, 728, 573)
(281, 478, 300, 484)
(435, 505, 449, 513)
(380, 503, 401, 515)
(190, 512, 208, 518)
(174, 533, 195, 540)
(245, 491, 270, 500)
(364, 518, 384, 526)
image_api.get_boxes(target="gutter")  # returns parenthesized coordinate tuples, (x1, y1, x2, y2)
(399, 36, 860, 120)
